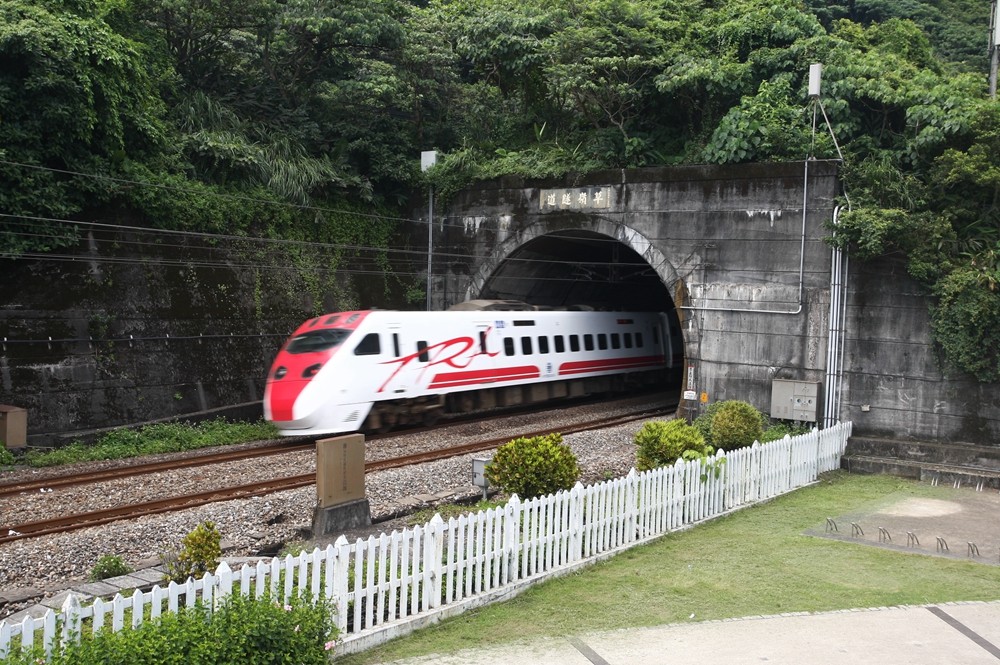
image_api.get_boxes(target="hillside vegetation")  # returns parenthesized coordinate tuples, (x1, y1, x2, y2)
(1, 0, 998, 380)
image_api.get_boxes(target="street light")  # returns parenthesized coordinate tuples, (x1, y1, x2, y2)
(421, 150, 438, 311)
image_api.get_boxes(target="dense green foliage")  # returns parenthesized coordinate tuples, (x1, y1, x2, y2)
(2, 593, 337, 664)
(21, 419, 278, 467)
(2, 0, 999, 379)
(634, 419, 713, 471)
(485, 433, 580, 499)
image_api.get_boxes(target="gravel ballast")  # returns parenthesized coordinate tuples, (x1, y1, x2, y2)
(0, 395, 669, 618)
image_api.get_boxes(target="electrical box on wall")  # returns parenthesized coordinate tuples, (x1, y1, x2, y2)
(770, 380, 822, 423)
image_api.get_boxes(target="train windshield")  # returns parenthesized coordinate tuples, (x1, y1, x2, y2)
(285, 329, 351, 354)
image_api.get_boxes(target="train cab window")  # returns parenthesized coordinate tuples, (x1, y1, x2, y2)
(286, 329, 350, 354)
(538, 336, 549, 354)
(611, 333, 621, 349)
(653, 327, 661, 346)
(417, 340, 429, 362)
(479, 331, 489, 354)
(521, 336, 533, 355)
(597, 334, 608, 350)
(554, 335, 565, 353)
(635, 332, 643, 348)
(354, 333, 381, 356)
(569, 335, 580, 352)
(504, 338, 515, 356)
(583, 334, 594, 351)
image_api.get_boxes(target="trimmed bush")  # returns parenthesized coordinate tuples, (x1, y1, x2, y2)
(709, 401, 765, 450)
(634, 419, 713, 471)
(485, 433, 580, 499)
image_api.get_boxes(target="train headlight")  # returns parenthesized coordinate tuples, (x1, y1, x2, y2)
(303, 363, 322, 378)
(273, 366, 287, 379)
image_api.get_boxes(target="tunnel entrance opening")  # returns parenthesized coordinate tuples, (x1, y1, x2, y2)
(473, 229, 684, 393)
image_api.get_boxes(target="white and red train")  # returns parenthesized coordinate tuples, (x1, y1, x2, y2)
(264, 303, 680, 436)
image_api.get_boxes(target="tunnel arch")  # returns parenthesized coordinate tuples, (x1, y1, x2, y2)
(462, 220, 689, 390)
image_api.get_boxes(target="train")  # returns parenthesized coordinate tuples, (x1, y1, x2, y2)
(264, 301, 682, 436)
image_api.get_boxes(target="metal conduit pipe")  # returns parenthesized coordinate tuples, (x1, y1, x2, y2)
(678, 159, 810, 316)
(823, 205, 849, 428)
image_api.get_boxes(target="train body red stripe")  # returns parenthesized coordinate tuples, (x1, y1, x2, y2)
(429, 366, 540, 389)
(558, 355, 665, 376)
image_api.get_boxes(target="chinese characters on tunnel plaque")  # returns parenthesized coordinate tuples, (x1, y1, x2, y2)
(539, 187, 612, 211)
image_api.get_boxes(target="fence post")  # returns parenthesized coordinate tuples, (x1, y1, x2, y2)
(505, 494, 522, 582)
(216, 561, 233, 603)
(625, 469, 638, 544)
(332, 535, 351, 635)
(426, 514, 445, 609)
(62, 593, 82, 647)
(41, 610, 56, 659)
(0, 617, 10, 659)
(568, 483, 584, 563)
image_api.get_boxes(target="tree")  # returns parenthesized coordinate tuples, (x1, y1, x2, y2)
(0, 0, 167, 253)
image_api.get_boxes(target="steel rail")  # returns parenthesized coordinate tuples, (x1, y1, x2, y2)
(0, 442, 316, 498)
(0, 406, 673, 544)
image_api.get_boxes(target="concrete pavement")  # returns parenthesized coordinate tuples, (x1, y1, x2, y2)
(385, 602, 1000, 664)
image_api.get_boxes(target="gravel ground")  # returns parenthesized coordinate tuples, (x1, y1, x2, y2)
(0, 394, 668, 619)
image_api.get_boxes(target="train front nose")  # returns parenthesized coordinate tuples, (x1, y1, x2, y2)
(266, 361, 324, 425)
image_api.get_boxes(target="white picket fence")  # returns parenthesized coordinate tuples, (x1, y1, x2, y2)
(0, 422, 852, 659)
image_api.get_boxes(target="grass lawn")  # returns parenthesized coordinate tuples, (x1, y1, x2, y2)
(338, 472, 1000, 664)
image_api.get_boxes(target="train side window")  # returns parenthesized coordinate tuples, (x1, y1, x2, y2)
(504, 338, 515, 356)
(538, 336, 549, 354)
(583, 334, 594, 351)
(417, 340, 429, 362)
(554, 335, 565, 353)
(597, 333, 608, 350)
(624, 333, 633, 349)
(610, 333, 620, 349)
(393, 333, 400, 357)
(521, 336, 533, 355)
(479, 331, 488, 354)
(636, 332, 643, 348)
(570, 335, 580, 352)
(354, 333, 381, 356)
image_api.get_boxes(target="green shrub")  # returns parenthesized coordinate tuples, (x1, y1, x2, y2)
(634, 419, 713, 471)
(3, 592, 337, 665)
(709, 401, 765, 450)
(761, 421, 813, 443)
(89, 555, 132, 581)
(485, 433, 580, 499)
(163, 521, 222, 583)
(0, 447, 15, 468)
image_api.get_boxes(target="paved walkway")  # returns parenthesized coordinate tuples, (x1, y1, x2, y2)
(385, 602, 1000, 664)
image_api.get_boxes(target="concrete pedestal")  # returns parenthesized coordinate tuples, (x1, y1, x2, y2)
(312, 498, 372, 537)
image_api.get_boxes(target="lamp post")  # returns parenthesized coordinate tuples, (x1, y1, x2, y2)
(421, 150, 437, 311)
(992, 0, 1000, 99)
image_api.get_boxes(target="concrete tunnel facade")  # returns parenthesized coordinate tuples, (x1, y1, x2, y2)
(430, 160, 999, 443)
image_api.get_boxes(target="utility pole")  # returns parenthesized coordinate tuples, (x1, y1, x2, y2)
(991, 0, 999, 99)
(420, 151, 438, 311)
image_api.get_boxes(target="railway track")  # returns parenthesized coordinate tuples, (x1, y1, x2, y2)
(0, 442, 316, 498)
(0, 406, 672, 544)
